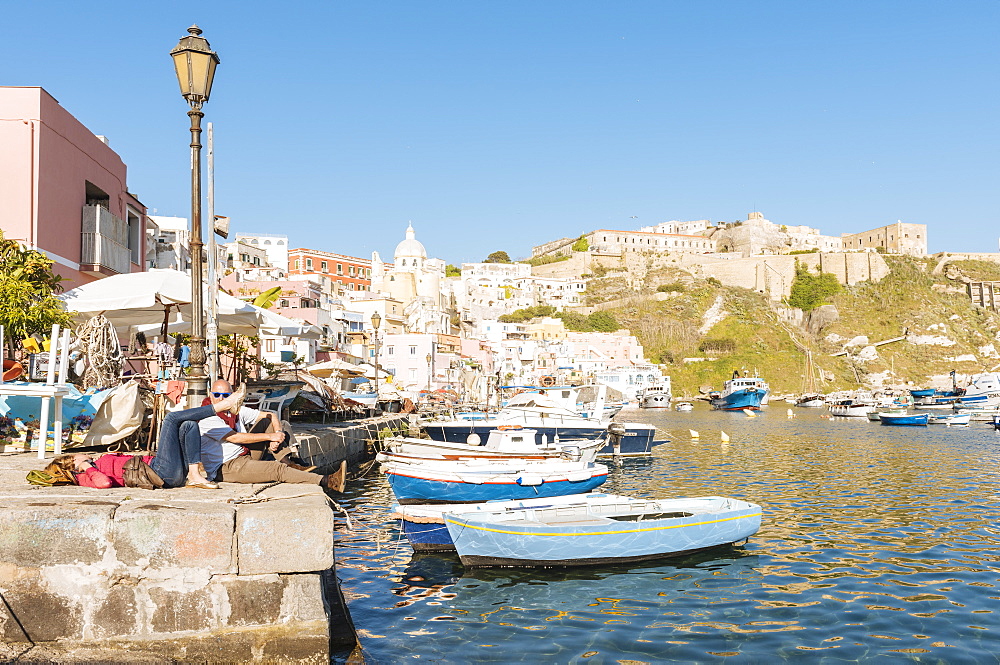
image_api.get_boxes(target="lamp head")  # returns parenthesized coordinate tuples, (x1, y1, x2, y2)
(371, 312, 381, 330)
(170, 25, 220, 108)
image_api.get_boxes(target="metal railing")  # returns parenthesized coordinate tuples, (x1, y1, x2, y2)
(81, 205, 131, 274)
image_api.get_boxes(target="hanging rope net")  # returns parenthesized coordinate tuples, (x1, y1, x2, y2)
(76, 315, 123, 390)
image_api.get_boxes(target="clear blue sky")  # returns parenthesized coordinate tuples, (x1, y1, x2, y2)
(5, 1, 997, 262)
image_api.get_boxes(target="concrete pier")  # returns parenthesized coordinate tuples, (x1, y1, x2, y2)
(0, 415, 407, 662)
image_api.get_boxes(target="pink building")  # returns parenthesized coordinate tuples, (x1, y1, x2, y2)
(0, 87, 148, 288)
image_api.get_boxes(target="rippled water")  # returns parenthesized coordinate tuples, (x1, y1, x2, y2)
(333, 406, 1000, 663)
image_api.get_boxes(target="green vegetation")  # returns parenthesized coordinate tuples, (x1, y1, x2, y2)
(445, 264, 462, 277)
(656, 282, 686, 293)
(0, 231, 71, 353)
(556, 311, 619, 332)
(498, 305, 556, 323)
(485, 251, 511, 264)
(571, 236, 590, 252)
(787, 263, 841, 311)
(788, 248, 819, 255)
(946, 259, 1000, 282)
(522, 253, 570, 267)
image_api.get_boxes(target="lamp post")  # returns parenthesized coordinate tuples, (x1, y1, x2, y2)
(425, 353, 431, 394)
(371, 312, 381, 410)
(170, 25, 220, 403)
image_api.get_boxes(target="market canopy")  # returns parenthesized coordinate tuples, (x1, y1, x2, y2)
(306, 358, 365, 378)
(60, 268, 321, 338)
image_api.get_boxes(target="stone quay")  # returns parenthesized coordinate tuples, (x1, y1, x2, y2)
(0, 415, 409, 662)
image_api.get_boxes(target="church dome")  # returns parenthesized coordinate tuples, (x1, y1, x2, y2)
(394, 223, 427, 259)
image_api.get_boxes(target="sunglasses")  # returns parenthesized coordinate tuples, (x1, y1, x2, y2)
(212, 392, 231, 398)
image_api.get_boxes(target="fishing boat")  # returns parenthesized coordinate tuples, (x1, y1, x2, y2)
(795, 394, 826, 408)
(868, 408, 903, 422)
(710, 373, 769, 411)
(927, 412, 971, 426)
(378, 453, 609, 504)
(675, 402, 694, 412)
(878, 412, 929, 426)
(443, 495, 762, 567)
(422, 390, 657, 456)
(391, 493, 655, 552)
(829, 399, 875, 418)
(954, 372, 1000, 407)
(638, 383, 672, 409)
(382, 427, 603, 463)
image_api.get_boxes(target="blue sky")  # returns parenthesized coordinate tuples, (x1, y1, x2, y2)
(4, 1, 997, 262)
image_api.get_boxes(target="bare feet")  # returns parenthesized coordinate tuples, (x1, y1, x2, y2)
(214, 385, 246, 415)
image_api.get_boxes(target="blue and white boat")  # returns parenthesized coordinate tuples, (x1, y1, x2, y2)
(710, 373, 770, 411)
(421, 391, 658, 456)
(927, 412, 971, 426)
(382, 427, 603, 463)
(879, 412, 929, 426)
(378, 453, 608, 504)
(391, 493, 649, 552)
(443, 495, 762, 567)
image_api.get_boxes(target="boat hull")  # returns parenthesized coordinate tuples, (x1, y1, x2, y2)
(385, 467, 609, 504)
(639, 394, 671, 408)
(711, 389, 766, 411)
(445, 497, 762, 568)
(879, 413, 929, 426)
(422, 423, 657, 456)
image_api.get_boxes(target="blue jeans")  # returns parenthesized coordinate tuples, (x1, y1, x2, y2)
(150, 405, 216, 488)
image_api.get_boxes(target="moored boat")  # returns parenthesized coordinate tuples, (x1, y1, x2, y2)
(391, 493, 654, 552)
(710, 373, 769, 411)
(421, 390, 658, 457)
(878, 412, 929, 426)
(382, 427, 603, 463)
(378, 453, 609, 504)
(795, 394, 826, 408)
(443, 495, 762, 567)
(829, 400, 875, 418)
(639, 384, 672, 409)
(927, 412, 971, 426)
(675, 402, 694, 412)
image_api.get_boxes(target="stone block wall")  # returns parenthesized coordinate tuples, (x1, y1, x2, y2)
(0, 482, 338, 662)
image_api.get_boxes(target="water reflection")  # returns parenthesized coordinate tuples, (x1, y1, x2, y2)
(336, 407, 1000, 663)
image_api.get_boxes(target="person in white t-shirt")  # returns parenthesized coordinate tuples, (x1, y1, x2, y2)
(198, 380, 346, 492)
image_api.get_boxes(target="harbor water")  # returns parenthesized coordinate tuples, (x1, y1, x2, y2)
(334, 405, 1000, 663)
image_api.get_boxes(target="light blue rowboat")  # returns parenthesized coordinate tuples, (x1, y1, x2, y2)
(444, 495, 762, 567)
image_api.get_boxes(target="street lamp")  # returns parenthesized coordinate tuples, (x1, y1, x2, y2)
(425, 353, 431, 393)
(170, 25, 220, 402)
(371, 313, 381, 409)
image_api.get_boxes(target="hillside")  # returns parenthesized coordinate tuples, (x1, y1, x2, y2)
(596, 255, 1000, 398)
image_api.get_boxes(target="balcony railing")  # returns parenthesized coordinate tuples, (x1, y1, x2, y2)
(81, 205, 131, 275)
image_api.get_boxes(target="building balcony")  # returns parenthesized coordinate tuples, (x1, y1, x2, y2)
(80, 205, 131, 275)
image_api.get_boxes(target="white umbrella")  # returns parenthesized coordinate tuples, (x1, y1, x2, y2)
(61, 269, 197, 329)
(307, 358, 364, 378)
(256, 307, 322, 339)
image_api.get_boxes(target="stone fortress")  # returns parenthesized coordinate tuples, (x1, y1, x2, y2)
(528, 212, 929, 301)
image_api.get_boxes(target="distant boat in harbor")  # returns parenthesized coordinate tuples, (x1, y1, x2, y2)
(795, 394, 826, 408)
(638, 383, 672, 408)
(879, 412, 929, 426)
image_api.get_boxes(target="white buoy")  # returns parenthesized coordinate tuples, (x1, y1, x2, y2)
(721, 430, 730, 442)
(689, 429, 700, 439)
(787, 408, 795, 418)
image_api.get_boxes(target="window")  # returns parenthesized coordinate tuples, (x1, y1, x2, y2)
(409, 368, 417, 380)
(263, 239, 271, 245)
(306, 259, 313, 270)
(387, 347, 394, 355)
(337, 264, 343, 274)
(265, 339, 275, 352)
(410, 346, 417, 355)
(294, 260, 301, 270)
(321, 261, 328, 272)
(350, 283, 355, 290)
(279, 299, 289, 307)
(349, 266, 355, 275)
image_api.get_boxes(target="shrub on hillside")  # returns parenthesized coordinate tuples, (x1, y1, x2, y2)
(787, 263, 841, 311)
(656, 282, 686, 293)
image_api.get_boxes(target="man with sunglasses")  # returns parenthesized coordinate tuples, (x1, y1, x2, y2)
(198, 379, 347, 492)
